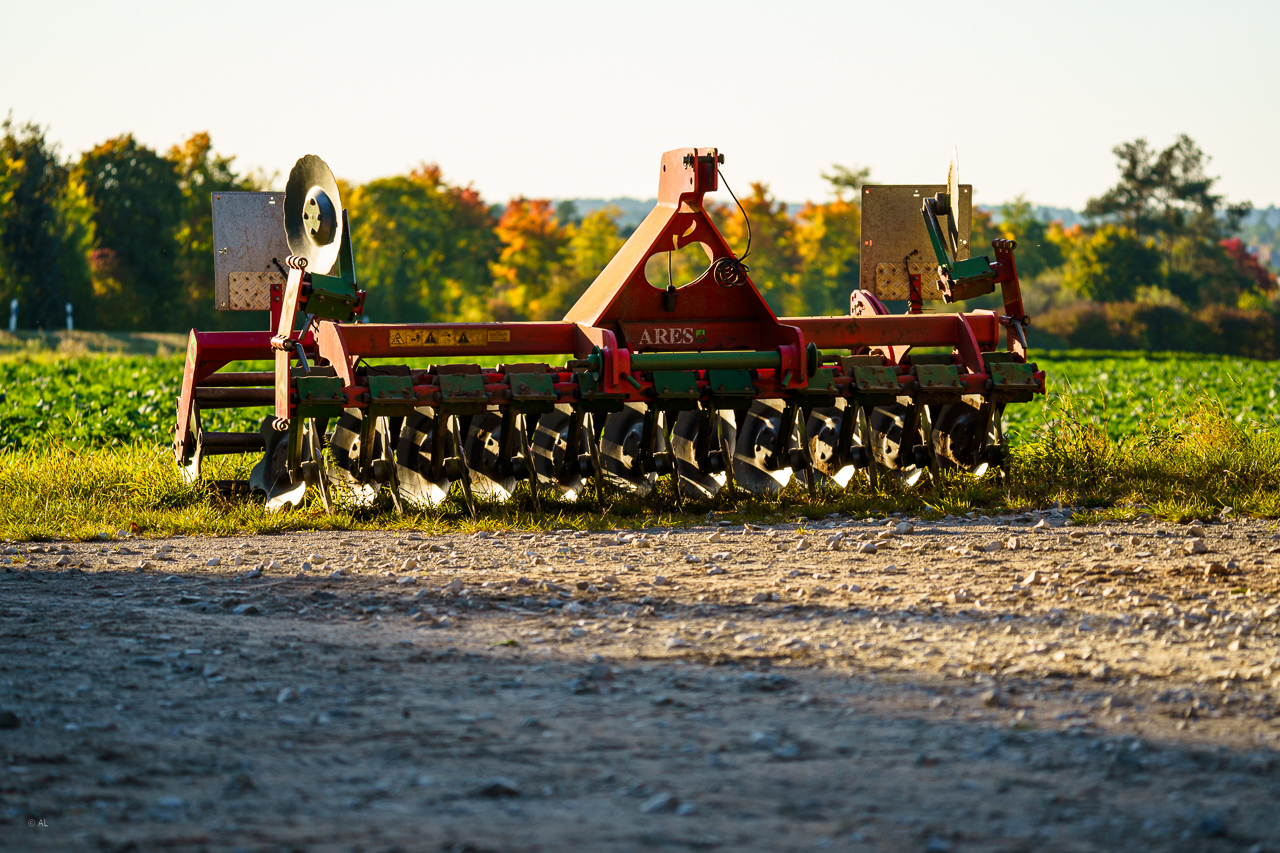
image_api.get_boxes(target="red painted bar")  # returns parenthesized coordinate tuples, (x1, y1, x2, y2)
(781, 314, 1000, 351)
(332, 322, 581, 359)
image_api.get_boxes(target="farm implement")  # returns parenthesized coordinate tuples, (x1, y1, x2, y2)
(174, 148, 1044, 514)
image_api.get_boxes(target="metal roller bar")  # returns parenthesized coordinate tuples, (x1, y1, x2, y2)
(201, 432, 267, 454)
(194, 388, 275, 405)
(196, 372, 275, 387)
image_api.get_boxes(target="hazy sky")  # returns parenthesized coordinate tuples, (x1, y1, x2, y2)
(4, 0, 1277, 210)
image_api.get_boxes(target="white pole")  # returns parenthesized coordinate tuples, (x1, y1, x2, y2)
(65, 302, 73, 331)
(8, 299, 16, 332)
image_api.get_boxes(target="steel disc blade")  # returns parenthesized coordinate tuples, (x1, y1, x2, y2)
(306, 419, 333, 514)
(896, 468, 926, 488)
(868, 402, 927, 488)
(178, 405, 202, 484)
(248, 417, 278, 496)
(264, 425, 316, 513)
(284, 154, 343, 275)
(731, 399, 794, 494)
(327, 410, 379, 506)
(599, 403, 659, 496)
(857, 405, 879, 490)
(931, 400, 986, 470)
(530, 405, 586, 500)
(463, 412, 516, 502)
(672, 409, 735, 500)
(806, 404, 856, 488)
(393, 409, 452, 507)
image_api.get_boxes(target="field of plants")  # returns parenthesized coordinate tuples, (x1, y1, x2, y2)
(3, 346, 1280, 539)
(0, 349, 1277, 451)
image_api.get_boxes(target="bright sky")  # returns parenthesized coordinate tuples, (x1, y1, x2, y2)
(4, 0, 1277, 211)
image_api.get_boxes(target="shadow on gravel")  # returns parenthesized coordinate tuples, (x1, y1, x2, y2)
(2, 565, 1278, 852)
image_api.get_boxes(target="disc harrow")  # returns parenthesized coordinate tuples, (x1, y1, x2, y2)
(174, 147, 1045, 513)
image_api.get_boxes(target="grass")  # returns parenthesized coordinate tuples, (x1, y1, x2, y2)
(3, 392, 1279, 541)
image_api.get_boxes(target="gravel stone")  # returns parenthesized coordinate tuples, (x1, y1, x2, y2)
(641, 791, 679, 813)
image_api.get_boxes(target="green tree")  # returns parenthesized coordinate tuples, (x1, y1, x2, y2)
(348, 164, 499, 323)
(1053, 223, 1163, 302)
(168, 132, 256, 330)
(78, 134, 182, 329)
(787, 166, 868, 316)
(793, 196, 860, 316)
(542, 206, 624, 319)
(820, 164, 871, 201)
(995, 196, 1064, 280)
(0, 118, 94, 329)
(713, 182, 801, 315)
(1084, 135, 1251, 305)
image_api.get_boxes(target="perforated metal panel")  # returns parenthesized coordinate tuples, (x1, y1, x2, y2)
(859, 184, 972, 299)
(211, 191, 290, 311)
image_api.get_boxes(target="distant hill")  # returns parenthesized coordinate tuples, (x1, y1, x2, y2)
(556, 198, 656, 230)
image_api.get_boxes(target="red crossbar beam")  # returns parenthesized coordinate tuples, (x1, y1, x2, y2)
(781, 313, 1000, 352)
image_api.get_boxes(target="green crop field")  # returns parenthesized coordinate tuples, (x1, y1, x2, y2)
(1005, 350, 1280, 440)
(1, 349, 1277, 451)
(0, 354, 261, 451)
(3, 346, 1280, 537)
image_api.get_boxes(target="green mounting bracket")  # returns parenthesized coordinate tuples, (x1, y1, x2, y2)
(922, 197, 995, 299)
(989, 362, 1038, 389)
(651, 371, 701, 399)
(294, 374, 346, 418)
(306, 210, 362, 322)
(915, 364, 963, 389)
(368, 373, 417, 416)
(509, 372, 558, 414)
(851, 366, 900, 393)
(705, 369, 755, 396)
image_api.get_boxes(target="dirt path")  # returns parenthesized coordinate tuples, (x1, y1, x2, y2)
(3, 509, 1280, 852)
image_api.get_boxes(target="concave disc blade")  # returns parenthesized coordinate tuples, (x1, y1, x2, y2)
(930, 399, 986, 471)
(327, 410, 379, 507)
(599, 403, 660, 496)
(868, 402, 925, 488)
(464, 412, 516, 502)
(264, 422, 324, 513)
(284, 154, 343, 275)
(306, 419, 333, 514)
(731, 399, 794, 494)
(394, 409, 452, 507)
(806, 403, 856, 489)
(248, 417, 277, 496)
(178, 405, 202, 484)
(672, 409, 735, 500)
(530, 405, 585, 500)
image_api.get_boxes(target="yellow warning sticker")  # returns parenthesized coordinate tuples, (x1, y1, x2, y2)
(389, 328, 493, 347)
(389, 329, 425, 347)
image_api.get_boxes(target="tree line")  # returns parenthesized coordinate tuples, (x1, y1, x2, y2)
(0, 119, 1273, 344)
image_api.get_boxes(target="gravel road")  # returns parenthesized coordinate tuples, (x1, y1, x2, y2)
(3, 509, 1280, 851)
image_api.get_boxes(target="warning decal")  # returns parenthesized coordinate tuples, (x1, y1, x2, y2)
(389, 328, 497, 347)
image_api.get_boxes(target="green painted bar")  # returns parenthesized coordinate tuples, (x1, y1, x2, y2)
(629, 350, 782, 371)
